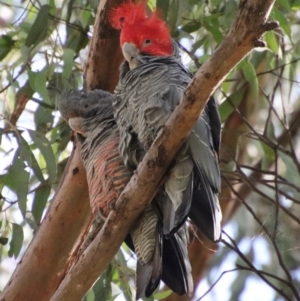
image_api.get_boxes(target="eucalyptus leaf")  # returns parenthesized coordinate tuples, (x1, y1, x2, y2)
(0, 35, 15, 61)
(273, 8, 291, 38)
(218, 87, 246, 122)
(32, 183, 51, 224)
(0, 237, 8, 245)
(9, 155, 30, 216)
(25, 5, 50, 47)
(62, 49, 76, 79)
(28, 130, 57, 183)
(242, 61, 258, 98)
(279, 150, 300, 187)
(34, 105, 54, 133)
(28, 69, 51, 104)
(8, 223, 24, 258)
(153, 290, 172, 300)
(93, 264, 113, 300)
(19, 135, 44, 182)
(265, 31, 278, 53)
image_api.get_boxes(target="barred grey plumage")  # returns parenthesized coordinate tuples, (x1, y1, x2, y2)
(113, 53, 222, 242)
(57, 89, 192, 299)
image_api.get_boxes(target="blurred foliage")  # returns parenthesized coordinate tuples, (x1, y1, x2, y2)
(0, 0, 300, 300)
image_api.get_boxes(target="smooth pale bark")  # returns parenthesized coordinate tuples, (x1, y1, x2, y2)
(50, 1, 278, 300)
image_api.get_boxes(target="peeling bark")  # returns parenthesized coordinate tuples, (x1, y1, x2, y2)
(84, 0, 124, 92)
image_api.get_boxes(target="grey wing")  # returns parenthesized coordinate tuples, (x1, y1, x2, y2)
(131, 205, 162, 300)
(161, 223, 193, 297)
(156, 69, 193, 235)
(188, 97, 222, 242)
(126, 205, 193, 299)
(114, 61, 195, 235)
(207, 96, 221, 155)
(162, 144, 194, 236)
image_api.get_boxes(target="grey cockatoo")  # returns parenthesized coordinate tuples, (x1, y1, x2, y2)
(111, 1, 222, 243)
(56, 89, 192, 299)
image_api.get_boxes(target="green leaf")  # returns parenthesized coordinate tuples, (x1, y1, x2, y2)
(28, 130, 57, 183)
(34, 105, 54, 133)
(82, 7, 94, 28)
(20, 44, 30, 63)
(230, 271, 247, 300)
(50, 122, 72, 154)
(109, 294, 121, 301)
(260, 142, 275, 161)
(211, 0, 223, 5)
(9, 155, 30, 216)
(19, 22, 32, 34)
(218, 87, 246, 122)
(32, 184, 51, 224)
(8, 223, 24, 258)
(291, 0, 300, 9)
(113, 251, 134, 301)
(153, 290, 172, 300)
(260, 142, 274, 170)
(62, 49, 76, 79)
(28, 69, 51, 104)
(87, 0, 100, 11)
(265, 118, 276, 141)
(242, 61, 258, 98)
(49, 0, 57, 14)
(206, 24, 223, 43)
(181, 22, 201, 34)
(273, 8, 291, 38)
(279, 151, 300, 187)
(93, 264, 113, 300)
(0, 237, 9, 245)
(66, 22, 89, 54)
(83, 290, 95, 301)
(0, 35, 15, 61)
(19, 135, 44, 182)
(25, 5, 50, 47)
(276, 0, 290, 10)
(168, 0, 189, 34)
(265, 31, 278, 53)
(0, 174, 15, 191)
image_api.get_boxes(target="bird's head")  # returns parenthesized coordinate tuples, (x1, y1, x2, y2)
(110, 1, 172, 69)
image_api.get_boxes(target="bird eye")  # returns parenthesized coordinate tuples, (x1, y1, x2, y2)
(144, 39, 151, 45)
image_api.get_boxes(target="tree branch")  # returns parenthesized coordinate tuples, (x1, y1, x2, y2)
(84, 0, 124, 92)
(50, 1, 278, 300)
(7, 81, 33, 128)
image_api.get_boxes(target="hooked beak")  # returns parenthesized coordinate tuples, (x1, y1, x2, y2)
(69, 117, 87, 137)
(122, 42, 140, 69)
